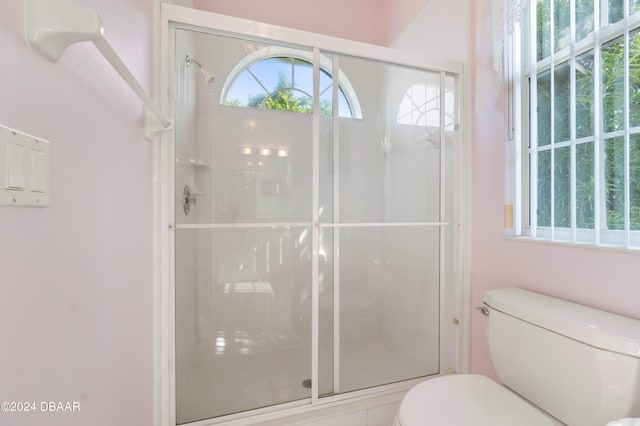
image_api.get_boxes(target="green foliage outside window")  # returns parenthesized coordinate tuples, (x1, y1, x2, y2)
(225, 57, 350, 117)
(534, 0, 640, 231)
(240, 73, 332, 115)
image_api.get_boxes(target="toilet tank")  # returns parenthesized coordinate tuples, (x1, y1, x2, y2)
(483, 288, 640, 426)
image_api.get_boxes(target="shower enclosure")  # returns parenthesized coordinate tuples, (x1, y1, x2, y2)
(161, 6, 462, 425)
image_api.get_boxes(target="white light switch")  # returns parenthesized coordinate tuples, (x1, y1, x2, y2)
(7, 143, 26, 190)
(30, 149, 47, 193)
(0, 125, 50, 207)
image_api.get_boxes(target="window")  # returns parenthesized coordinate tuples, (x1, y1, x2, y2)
(221, 47, 362, 118)
(512, 0, 640, 248)
(397, 75, 457, 129)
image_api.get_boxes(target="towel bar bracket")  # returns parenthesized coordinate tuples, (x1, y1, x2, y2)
(25, 0, 172, 141)
(145, 118, 174, 140)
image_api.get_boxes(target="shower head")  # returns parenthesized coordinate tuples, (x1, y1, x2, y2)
(186, 55, 215, 83)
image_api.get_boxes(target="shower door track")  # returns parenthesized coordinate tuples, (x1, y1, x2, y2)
(157, 4, 465, 426)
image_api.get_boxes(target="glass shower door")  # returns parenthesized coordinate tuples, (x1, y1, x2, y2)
(317, 54, 451, 396)
(173, 31, 314, 423)
(171, 24, 459, 424)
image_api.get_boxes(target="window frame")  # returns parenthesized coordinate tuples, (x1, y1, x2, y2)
(512, 0, 640, 249)
(220, 46, 363, 119)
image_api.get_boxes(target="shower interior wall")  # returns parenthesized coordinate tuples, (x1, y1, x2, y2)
(174, 28, 450, 419)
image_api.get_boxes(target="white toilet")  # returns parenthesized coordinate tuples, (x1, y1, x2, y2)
(395, 287, 640, 426)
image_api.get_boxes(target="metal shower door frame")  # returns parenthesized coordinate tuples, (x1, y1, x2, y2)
(156, 4, 465, 426)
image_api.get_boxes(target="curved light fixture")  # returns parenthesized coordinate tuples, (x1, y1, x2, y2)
(25, 0, 171, 131)
(186, 55, 215, 84)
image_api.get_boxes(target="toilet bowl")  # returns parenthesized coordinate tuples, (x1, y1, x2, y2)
(394, 374, 560, 426)
(395, 288, 640, 426)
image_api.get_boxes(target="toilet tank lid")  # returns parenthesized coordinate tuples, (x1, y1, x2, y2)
(483, 288, 640, 358)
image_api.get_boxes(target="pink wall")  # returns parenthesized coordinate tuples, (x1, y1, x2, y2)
(0, 1, 154, 425)
(470, 0, 640, 377)
(3, 1, 636, 424)
(192, 0, 427, 46)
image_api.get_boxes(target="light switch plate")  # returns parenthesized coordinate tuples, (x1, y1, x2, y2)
(0, 125, 51, 207)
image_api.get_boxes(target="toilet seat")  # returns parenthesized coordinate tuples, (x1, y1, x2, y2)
(395, 374, 557, 426)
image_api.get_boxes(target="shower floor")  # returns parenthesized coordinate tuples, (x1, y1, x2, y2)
(176, 336, 428, 424)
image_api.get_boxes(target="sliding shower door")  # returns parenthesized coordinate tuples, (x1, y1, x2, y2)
(171, 24, 459, 425)
(174, 31, 315, 424)
(317, 53, 449, 396)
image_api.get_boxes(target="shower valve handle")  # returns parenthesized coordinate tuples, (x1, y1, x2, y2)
(183, 185, 197, 215)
